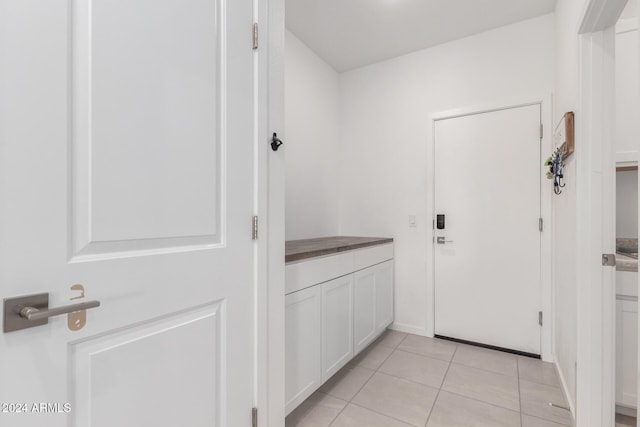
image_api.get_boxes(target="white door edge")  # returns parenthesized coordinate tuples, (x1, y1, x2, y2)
(425, 94, 554, 363)
(256, 0, 286, 426)
(576, 0, 628, 424)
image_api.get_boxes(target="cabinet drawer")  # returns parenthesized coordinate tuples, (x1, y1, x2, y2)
(354, 244, 394, 271)
(286, 244, 394, 295)
(286, 251, 354, 295)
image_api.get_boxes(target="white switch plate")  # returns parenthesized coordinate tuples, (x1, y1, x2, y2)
(409, 215, 416, 227)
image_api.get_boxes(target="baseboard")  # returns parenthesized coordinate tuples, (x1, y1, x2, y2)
(389, 322, 430, 337)
(554, 355, 577, 424)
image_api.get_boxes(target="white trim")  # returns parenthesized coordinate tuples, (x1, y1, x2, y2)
(579, 0, 628, 33)
(256, 0, 285, 426)
(555, 354, 578, 421)
(426, 94, 554, 361)
(540, 96, 554, 363)
(389, 322, 430, 337)
(576, 7, 618, 425)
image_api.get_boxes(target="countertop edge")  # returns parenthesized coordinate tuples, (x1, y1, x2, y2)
(285, 237, 393, 264)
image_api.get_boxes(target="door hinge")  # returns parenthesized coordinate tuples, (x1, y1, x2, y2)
(539, 311, 543, 326)
(252, 216, 258, 240)
(538, 217, 543, 232)
(252, 407, 258, 427)
(252, 23, 258, 50)
(540, 123, 544, 139)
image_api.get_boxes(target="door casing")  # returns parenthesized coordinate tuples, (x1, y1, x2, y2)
(576, 0, 635, 426)
(426, 95, 554, 362)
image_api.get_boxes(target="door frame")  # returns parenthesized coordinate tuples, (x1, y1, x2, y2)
(576, 0, 636, 426)
(426, 95, 554, 361)
(256, 0, 285, 426)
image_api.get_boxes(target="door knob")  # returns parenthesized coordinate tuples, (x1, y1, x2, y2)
(3, 293, 100, 333)
(437, 236, 454, 244)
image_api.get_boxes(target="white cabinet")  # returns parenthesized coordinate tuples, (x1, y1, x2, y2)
(354, 268, 377, 355)
(321, 276, 354, 382)
(375, 261, 394, 332)
(285, 243, 394, 415)
(354, 260, 395, 355)
(616, 297, 638, 409)
(285, 285, 322, 415)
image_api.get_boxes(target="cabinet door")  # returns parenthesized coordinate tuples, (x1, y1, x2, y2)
(616, 298, 638, 408)
(322, 275, 354, 382)
(375, 260, 394, 334)
(354, 268, 377, 355)
(285, 285, 322, 415)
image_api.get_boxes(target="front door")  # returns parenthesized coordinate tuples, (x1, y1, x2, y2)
(434, 104, 542, 355)
(0, 1, 255, 426)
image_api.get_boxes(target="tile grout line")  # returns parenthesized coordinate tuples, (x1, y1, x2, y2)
(422, 341, 459, 427)
(357, 337, 529, 414)
(348, 401, 417, 426)
(517, 356, 524, 427)
(442, 360, 519, 379)
(328, 331, 407, 426)
(517, 359, 574, 427)
(310, 333, 564, 426)
(394, 337, 458, 363)
(524, 413, 574, 427)
(325, 367, 374, 426)
(387, 335, 550, 384)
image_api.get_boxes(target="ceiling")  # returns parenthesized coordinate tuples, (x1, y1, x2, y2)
(286, 0, 557, 72)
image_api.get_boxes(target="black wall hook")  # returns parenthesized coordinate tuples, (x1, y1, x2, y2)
(271, 133, 283, 151)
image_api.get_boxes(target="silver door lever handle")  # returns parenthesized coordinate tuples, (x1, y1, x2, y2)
(20, 300, 100, 321)
(436, 237, 454, 244)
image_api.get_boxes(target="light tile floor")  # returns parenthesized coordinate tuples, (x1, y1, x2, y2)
(286, 331, 575, 427)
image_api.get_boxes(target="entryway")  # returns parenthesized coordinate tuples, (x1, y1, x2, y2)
(433, 104, 544, 356)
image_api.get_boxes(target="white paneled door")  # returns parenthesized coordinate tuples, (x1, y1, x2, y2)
(0, 0, 255, 426)
(434, 105, 542, 355)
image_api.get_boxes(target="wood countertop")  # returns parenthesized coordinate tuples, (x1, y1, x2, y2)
(285, 236, 393, 263)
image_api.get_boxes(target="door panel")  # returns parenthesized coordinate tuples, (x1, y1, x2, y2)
(285, 286, 322, 415)
(322, 275, 354, 382)
(354, 269, 376, 355)
(71, 0, 222, 258)
(72, 303, 222, 426)
(0, 0, 255, 425)
(434, 104, 542, 354)
(375, 261, 394, 332)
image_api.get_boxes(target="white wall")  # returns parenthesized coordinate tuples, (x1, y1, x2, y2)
(616, 18, 640, 159)
(617, 170, 639, 238)
(285, 31, 341, 240)
(616, 17, 639, 240)
(337, 15, 555, 336)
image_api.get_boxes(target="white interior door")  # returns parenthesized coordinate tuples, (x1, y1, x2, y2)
(0, 1, 255, 426)
(434, 104, 542, 355)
